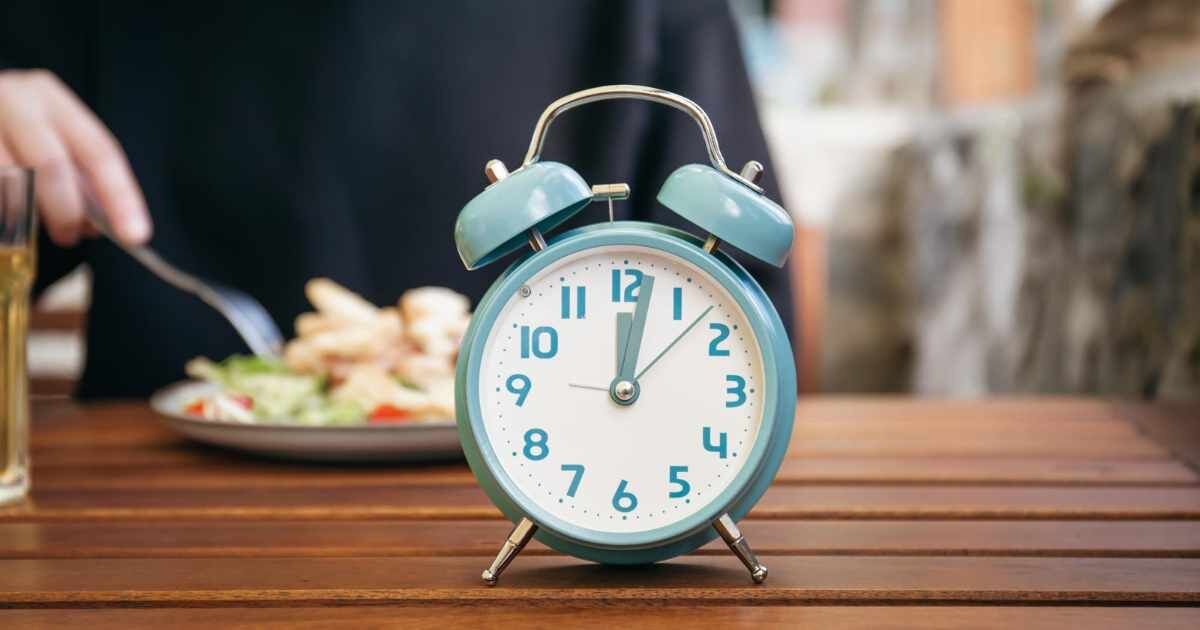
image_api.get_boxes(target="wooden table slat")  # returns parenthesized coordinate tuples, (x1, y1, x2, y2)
(31, 399, 1173, 458)
(26, 456, 1198, 488)
(0, 520, 1196, 559)
(30, 438, 1172, 459)
(28, 451, 1199, 486)
(1, 557, 1198, 605)
(792, 397, 1133, 422)
(5, 606, 1199, 630)
(6, 483, 1199, 522)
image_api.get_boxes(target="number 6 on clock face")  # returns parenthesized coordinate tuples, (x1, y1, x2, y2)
(474, 244, 767, 536)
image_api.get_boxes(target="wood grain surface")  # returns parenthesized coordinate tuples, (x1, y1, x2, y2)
(4, 606, 1200, 630)
(1, 397, 1196, 628)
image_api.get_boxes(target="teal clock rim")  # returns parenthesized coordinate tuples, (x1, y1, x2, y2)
(455, 222, 795, 560)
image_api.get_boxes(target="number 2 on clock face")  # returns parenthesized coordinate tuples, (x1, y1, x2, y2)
(478, 245, 766, 534)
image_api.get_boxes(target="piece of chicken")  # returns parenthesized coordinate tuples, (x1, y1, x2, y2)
(394, 352, 456, 389)
(331, 365, 434, 414)
(306, 278, 381, 324)
(278, 279, 469, 419)
(286, 280, 406, 377)
(400, 288, 470, 358)
(400, 287, 470, 323)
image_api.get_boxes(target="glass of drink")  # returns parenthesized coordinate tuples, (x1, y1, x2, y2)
(1, 166, 35, 505)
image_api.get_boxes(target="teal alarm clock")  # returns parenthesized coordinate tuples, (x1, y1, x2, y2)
(453, 85, 796, 585)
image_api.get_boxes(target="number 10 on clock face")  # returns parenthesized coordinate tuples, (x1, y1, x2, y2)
(476, 245, 767, 536)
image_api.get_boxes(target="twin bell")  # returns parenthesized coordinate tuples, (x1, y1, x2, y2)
(453, 85, 794, 273)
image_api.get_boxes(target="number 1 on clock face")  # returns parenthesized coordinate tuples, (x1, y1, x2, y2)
(478, 245, 766, 534)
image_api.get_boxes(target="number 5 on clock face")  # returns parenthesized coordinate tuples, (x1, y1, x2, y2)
(477, 245, 766, 535)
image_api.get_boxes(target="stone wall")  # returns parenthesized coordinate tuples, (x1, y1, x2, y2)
(821, 0, 1200, 399)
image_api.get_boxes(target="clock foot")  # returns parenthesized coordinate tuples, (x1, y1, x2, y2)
(481, 517, 538, 586)
(713, 514, 768, 584)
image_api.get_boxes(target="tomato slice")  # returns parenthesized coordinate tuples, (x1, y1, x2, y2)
(369, 404, 413, 423)
(231, 394, 254, 410)
(185, 400, 206, 416)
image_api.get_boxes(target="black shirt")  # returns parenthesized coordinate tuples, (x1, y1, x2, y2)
(1, 1, 794, 398)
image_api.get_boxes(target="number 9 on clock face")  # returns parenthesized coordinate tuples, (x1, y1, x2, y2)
(476, 245, 767, 536)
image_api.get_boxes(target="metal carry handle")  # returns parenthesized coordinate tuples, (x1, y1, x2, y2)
(521, 85, 762, 192)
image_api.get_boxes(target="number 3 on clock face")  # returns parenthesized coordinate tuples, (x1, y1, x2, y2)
(472, 243, 769, 539)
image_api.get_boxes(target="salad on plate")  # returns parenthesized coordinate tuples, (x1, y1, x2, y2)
(183, 278, 469, 426)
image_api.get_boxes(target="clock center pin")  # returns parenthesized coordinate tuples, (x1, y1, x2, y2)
(611, 379, 639, 405)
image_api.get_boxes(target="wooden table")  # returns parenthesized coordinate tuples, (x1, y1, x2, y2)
(2, 398, 1198, 628)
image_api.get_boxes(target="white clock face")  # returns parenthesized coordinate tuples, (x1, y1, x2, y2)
(477, 245, 766, 535)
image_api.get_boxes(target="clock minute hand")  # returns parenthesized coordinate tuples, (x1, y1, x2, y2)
(635, 305, 714, 381)
(617, 274, 655, 382)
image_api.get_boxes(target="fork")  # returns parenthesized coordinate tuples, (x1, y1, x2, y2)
(80, 183, 285, 358)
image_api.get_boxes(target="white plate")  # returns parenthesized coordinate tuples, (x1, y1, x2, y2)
(150, 380, 462, 462)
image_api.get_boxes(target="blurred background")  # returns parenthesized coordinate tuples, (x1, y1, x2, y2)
(27, 0, 1200, 400)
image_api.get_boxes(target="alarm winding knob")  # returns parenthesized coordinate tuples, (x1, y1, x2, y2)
(591, 183, 631, 222)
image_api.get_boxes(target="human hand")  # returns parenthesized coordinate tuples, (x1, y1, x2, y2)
(0, 69, 150, 246)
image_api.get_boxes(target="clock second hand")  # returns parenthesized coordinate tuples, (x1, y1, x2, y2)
(567, 383, 609, 391)
(634, 305, 714, 381)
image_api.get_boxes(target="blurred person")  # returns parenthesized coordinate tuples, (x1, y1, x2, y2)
(0, 1, 793, 398)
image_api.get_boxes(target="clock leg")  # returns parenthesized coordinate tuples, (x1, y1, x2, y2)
(713, 514, 768, 584)
(481, 517, 538, 586)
